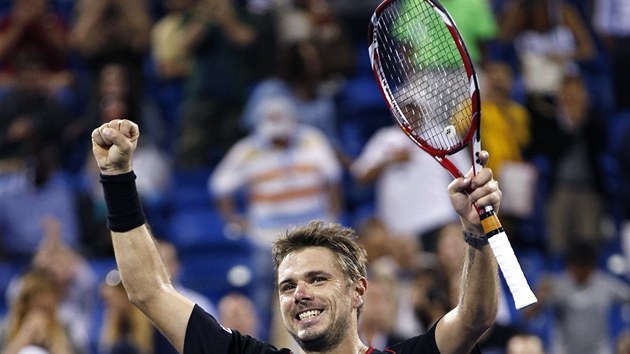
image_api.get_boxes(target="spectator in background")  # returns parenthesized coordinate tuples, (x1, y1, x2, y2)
(154, 239, 217, 354)
(499, 0, 595, 152)
(241, 40, 342, 152)
(156, 240, 216, 316)
(217, 292, 259, 338)
(358, 266, 406, 349)
(616, 329, 630, 354)
(505, 333, 546, 354)
(0, 268, 79, 354)
(99, 269, 153, 354)
(0, 149, 79, 259)
(75, 62, 171, 255)
(542, 72, 607, 258)
(173, 0, 255, 167)
(524, 241, 630, 354)
(410, 222, 515, 352)
(479, 60, 532, 245)
(592, 0, 630, 110)
(441, 0, 498, 65)
(273, 0, 354, 75)
(480, 60, 531, 182)
(151, 0, 197, 81)
(350, 123, 463, 252)
(0, 49, 75, 168)
(356, 216, 420, 272)
(210, 96, 342, 252)
(0, 0, 74, 96)
(70, 0, 152, 135)
(209, 96, 342, 341)
(149, 0, 198, 139)
(408, 267, 450, 334)
(6, 218, 98, 354)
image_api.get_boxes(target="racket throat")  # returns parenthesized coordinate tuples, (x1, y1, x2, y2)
(479, 208, 503, 237)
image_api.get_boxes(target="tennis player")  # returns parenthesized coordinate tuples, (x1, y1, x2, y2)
(91, 119, 500, 354)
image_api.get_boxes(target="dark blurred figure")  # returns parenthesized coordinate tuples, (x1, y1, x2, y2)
(76, 62, 170, 257)
(99, 270, 154, 354)
(0, 52, 78, 258)
(524, 241, 630, 354)
(616, 329, 630, 354)
(173, 0, 255, 167)
(540, 73, 608, 258)
(500, 0, 595, 146)
(6, 218, 98, 354)
(242, 39, 346, 164)
(358, 267, 406, 350)
(70, 0, 152, 138)
(0, 0, 74, 96)
(0, 50, 74, 169)
(0, 268, 80, 354)
(217, 292, 259, 338)
(505, 333, 546, 354)
(592, 0, 630, 110)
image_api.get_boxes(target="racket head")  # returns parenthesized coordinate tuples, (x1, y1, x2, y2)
(368, 0, 481, 170)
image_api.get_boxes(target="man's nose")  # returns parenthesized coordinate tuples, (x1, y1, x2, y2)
(294, 281, 313, 304)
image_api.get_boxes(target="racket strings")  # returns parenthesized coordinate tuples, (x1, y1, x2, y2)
(374, 0, 473, 153)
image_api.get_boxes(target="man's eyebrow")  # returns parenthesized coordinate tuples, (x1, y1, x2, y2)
(278, 277, 295, 287)
(279, 270, 332, 285)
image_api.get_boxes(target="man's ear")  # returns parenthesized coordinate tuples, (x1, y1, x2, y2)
(352, 277, 368, 309)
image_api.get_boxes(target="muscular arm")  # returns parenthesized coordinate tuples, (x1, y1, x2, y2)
(92, 120, 195, 353)
(112, 226, 195, 352)
(436, 241, 498, 354)
(434, 151, 500, 354)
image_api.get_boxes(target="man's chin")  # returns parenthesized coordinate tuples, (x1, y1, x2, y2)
(293, 332, 336, 353)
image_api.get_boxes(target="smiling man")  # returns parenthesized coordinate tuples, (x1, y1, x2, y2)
(90, 119, 500, 354)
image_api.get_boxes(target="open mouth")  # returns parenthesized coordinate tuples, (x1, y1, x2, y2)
(297, 309, 323, 321)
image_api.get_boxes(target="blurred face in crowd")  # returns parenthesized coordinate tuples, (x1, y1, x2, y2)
(558, 75, 589, 127)
(484, 61, 514, 97)
(99, 64, 129, 98)
(12, 0, 47, 19)
(529, 0, 553, 32)
(255, 99, 298, 147)
(359, 275, 396, 333)
(218, 293, 258, 336)
(163, 0, 196, 11)
(506, 334, 545, 354)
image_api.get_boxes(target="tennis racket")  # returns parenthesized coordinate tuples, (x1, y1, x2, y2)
(368, 0, 537, 309)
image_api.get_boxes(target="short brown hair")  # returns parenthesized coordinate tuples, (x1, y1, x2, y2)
(272, 221, 368, 285)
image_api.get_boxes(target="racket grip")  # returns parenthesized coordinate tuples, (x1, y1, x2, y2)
(480, 209, 538, 310)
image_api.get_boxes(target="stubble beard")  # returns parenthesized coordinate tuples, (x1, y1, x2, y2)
(290, 311, 351, 353)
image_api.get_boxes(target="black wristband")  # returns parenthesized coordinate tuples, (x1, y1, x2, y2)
(100, 171, 146, 232)
(463, 230, 489, 249)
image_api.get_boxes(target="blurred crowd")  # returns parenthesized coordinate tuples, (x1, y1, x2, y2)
(0, 0, 628, 353)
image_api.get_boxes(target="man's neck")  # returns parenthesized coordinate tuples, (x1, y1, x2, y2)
(299, 336, 368, 354)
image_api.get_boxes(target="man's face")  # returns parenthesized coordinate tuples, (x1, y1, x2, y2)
(277, 247, 361, 352)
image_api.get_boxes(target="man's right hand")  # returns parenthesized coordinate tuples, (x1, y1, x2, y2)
(91, 119, 139, 175)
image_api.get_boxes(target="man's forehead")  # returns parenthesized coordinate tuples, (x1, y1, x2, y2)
(277, 247, 338, 278)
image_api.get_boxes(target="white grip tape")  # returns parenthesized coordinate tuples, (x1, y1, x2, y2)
(487, 232, 538, 309)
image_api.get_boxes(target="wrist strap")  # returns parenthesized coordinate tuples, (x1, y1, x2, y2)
(463, 230, 489, 249)
(100, 172, 146, 232)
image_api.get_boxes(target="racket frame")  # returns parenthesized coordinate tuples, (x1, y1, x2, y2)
(368, 0, 538, 310)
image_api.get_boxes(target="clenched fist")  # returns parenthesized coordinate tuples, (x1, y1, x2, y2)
(91, 119, 140, 175)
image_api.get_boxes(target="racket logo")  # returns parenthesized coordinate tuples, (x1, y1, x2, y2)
(444, 125, 456, 138)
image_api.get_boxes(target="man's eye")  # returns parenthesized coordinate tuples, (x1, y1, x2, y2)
(312, 277, 325, 283)
(281, 284, 295, 292)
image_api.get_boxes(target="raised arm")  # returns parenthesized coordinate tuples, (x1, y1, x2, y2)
(434, 151, 500, 354)
(91, 119, 195, 353)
